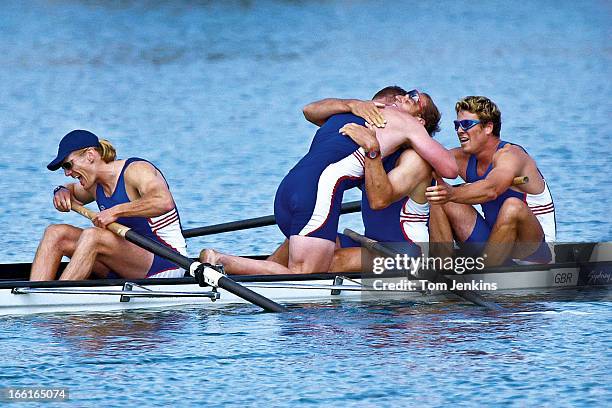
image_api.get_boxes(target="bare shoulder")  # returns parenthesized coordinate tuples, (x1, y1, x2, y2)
(451, 147, 466, 159)
(451, 147, 469, 165)
(124, 160, 162, 184)
(493, 143, 529, 163)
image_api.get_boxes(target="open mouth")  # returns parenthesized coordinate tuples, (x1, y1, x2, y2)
(459, 136, 469, 144)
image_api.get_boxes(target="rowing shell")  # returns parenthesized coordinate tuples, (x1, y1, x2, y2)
(0, 243, 610, 315)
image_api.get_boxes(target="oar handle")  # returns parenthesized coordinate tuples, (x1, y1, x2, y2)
(513, 176, 529, 185)
(70, 203, 288, 313)
(343, 229, 504, 311)
(71, 204, 131, 237)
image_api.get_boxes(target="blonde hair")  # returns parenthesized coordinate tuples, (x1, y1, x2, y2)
(76, 139, 117, 162)
(95, 139, 117, 162)
(455, 96, 502, 136)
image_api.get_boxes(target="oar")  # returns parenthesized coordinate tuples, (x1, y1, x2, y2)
(71, 204, 288, 313)
(456, 176, 528, 187)
(183, 200, 362, 238)
(343, 229, 504, 311)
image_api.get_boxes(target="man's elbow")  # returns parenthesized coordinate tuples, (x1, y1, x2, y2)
(484, 185, 502, 202)
(438, 162, 459, 179)
(159, 196, 176, 214)
(369, 197, 392, 210)
(302, 104, 321, 125)
(485, 190, 498, 202)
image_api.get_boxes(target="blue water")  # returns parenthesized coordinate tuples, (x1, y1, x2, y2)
(0, 0, 610, 406)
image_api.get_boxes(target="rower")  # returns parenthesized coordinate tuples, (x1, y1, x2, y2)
(200, 86, 457, 275)
(30, 130, 187, 281)
(301, 86, 450, 272)
(426, 96, 556, 266)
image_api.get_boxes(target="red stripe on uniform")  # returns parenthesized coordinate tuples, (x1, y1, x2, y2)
(152, 215, 180, 232)
(532, 209, 555, 216)
(529, 202, 554, 210)
(352, 151, 365, 167)
(148, 209, 177, 228)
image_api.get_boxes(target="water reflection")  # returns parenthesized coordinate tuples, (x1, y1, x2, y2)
(38, 311, 189, 355)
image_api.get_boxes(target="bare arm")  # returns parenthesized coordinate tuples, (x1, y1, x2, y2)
(405, 124, 459, 179)
(303, 98, 386, 127)
(426, 148, 522, 205)
(92, 162, 175, 227)
(365, 149, 432, 210)
(52, 182, 94, 212)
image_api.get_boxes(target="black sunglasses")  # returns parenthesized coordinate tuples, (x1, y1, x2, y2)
(61, 160, 75, 171)
(60, 150, 87, 171)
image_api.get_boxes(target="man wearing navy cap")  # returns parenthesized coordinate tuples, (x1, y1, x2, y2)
(30, 130, 187, 281)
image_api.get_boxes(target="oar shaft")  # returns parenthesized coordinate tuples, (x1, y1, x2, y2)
(71, 204, 287, 313)
(182, 200, 361, 238)
(343, 229, 504, 311)
(456, 176, 528, 188)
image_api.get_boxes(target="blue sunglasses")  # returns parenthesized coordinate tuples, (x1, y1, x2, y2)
(454, 119, 481, 131)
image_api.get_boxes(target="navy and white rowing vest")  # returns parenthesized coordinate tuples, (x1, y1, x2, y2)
(95, 158, 187, 255)
(466, 141, 556, 242)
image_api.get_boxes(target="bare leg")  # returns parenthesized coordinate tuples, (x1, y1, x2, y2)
(266, 239, 289, 266)
(60, 227, 154, 280)
(30, 224, 111, 280)
(429, 202, 478, 257)
(288, 235, 336, 274)
(330, 247, 362, 272)
(31, 224, 82, 281)
(484, 198, 544, 266)
(199, 235, 336, 275)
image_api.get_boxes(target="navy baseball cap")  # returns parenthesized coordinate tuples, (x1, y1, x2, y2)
(47, 130, 101, 171)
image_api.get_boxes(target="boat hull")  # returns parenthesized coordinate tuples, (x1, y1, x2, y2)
(0, 242, 609, 315)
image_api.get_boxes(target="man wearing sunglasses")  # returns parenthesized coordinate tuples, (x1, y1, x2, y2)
(426, 96, 556, 266)
(30, 129, 187, 281)
(300, 86, 458, 271)
(199, 86, 457, 275)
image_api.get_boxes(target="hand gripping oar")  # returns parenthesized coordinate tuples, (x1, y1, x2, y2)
(182, 200, 362, 238)
(71, 204, 288, 313)
(343, 229, 504, 311)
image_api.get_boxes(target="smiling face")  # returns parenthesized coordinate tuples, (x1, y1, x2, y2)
(392, 92, 423, 117)
(456, 110, 492, 154)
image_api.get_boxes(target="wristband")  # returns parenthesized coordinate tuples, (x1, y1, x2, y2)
(53, 185, 68, 195)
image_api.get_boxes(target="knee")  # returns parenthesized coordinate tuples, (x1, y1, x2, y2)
(429, 203, 449, 218)
(498, 198, 528, 222)
(42, 224, 71, 245)
(78, 227, 104, 248)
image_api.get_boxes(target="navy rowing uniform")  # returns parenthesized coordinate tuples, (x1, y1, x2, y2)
(338, 149, 428, 257)
(464, 141, 556, 262)
(274, 114, 367, 242)
(95, 158, 187, 278)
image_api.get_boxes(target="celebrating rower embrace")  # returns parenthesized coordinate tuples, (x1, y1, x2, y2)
(199, 86, 457, 275)
(30, 130, 187, 281)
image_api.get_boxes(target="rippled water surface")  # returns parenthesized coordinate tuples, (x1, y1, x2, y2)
(0, 0, 610, 406)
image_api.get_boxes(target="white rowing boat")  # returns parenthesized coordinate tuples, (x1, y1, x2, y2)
(0, 243, 610, 315)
